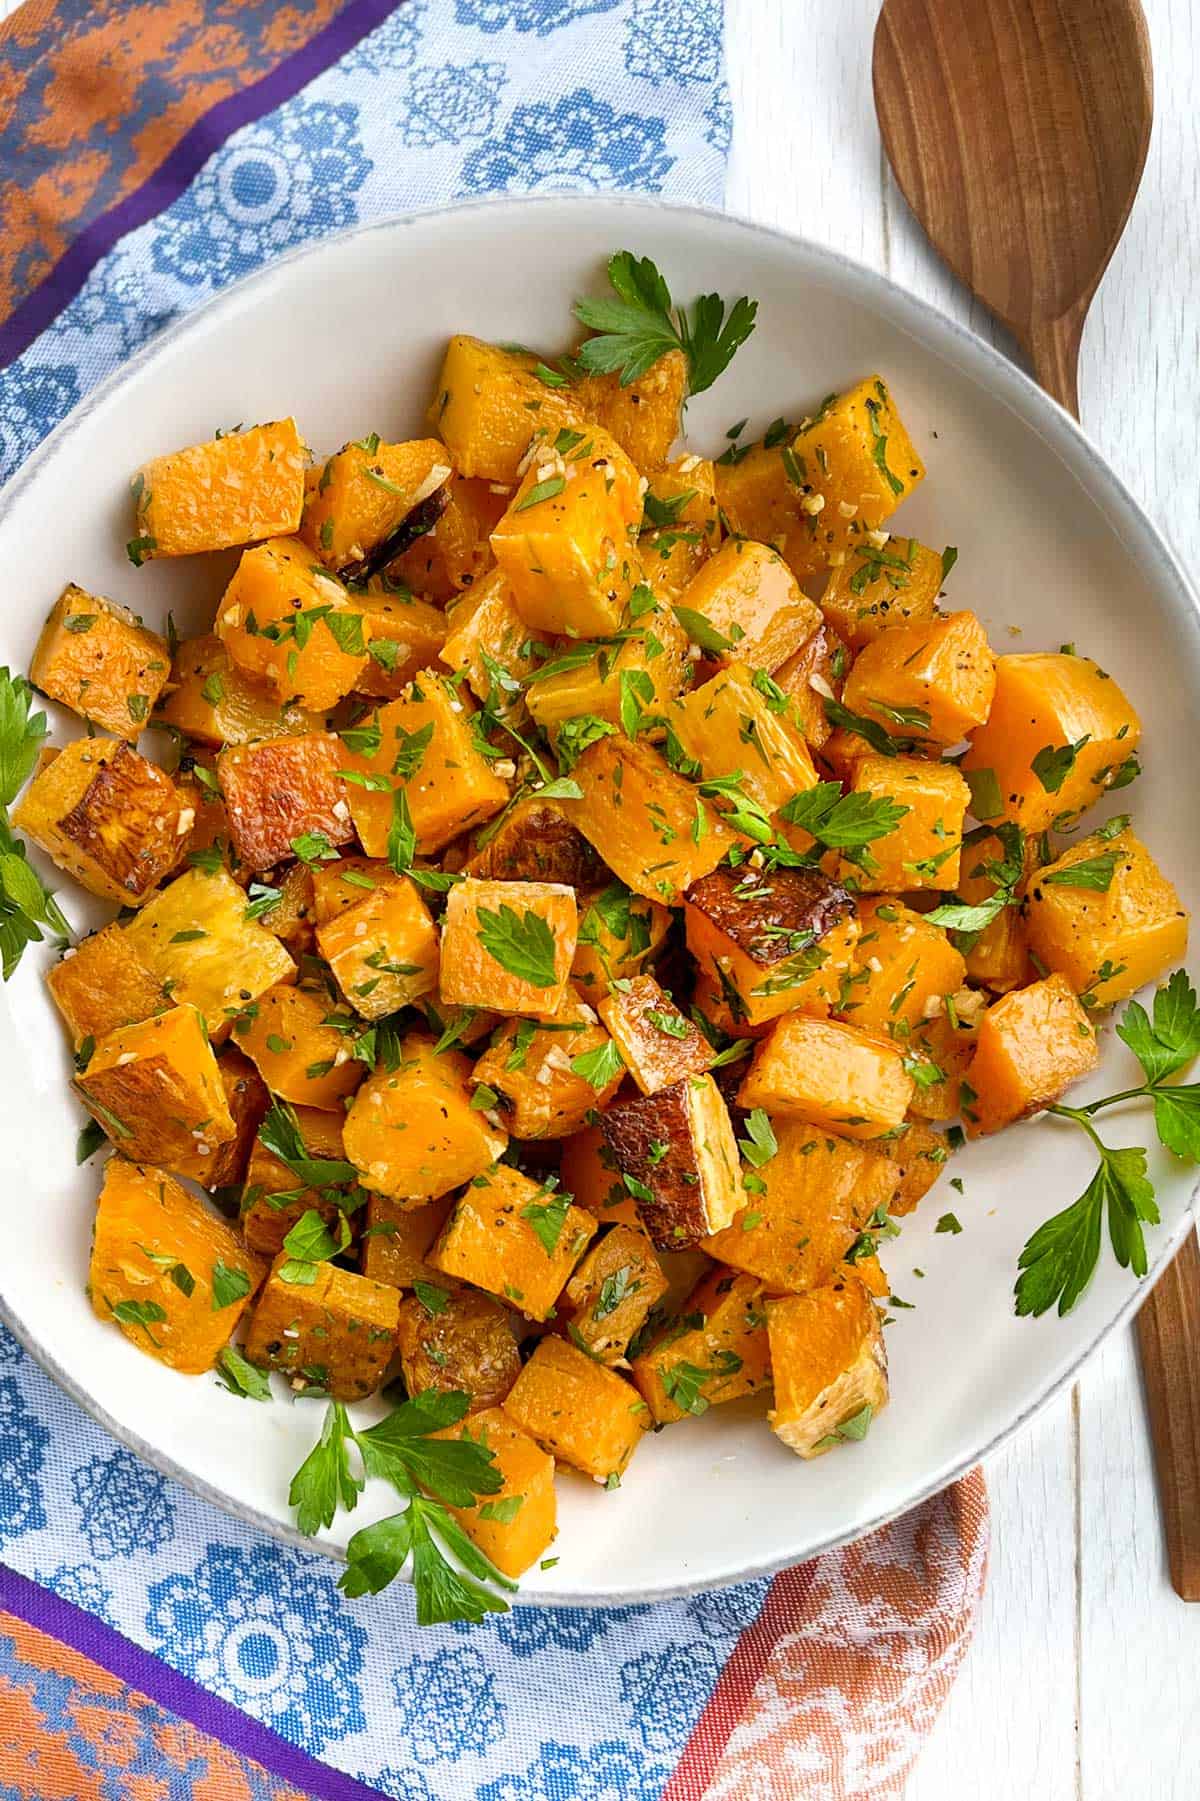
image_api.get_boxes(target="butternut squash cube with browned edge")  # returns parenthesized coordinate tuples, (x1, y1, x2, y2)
(639, 455, 722, 602)
(563, 735, 736, 906)
(216, 537, 370, 710)
(872, 1118, 953, 1217)
(13, 739, 186, 905)
(173, 750, 240, 878)
(253, 862, 316, 956)
(396, 1288, 520, 1409)
(491, 423, 644, 638)
(526, 606, 690, 742)
(738, 1014, 914, 1140)
(466, 796, 606, 889)
(715, 379, 925, 585)
(317, 875, 439, 1019)
(503, 1335, 650, 1482)
(702, 1123, 898, 1294)
(237, 984, 363, 1112)
(352, 589, 448, 701)
(960, 653, 1141, 831)
(300, 437, 451, 575)
(131, 418, 306, 560)
(429, 336, 587, 482)
(343, 1034, 507, 1201)
(76, 1003, 235, 1168)
(171, 1049, 269, 1191)
(773, 621, 850, 750)
(632, 1266, 771, 1425)
(684, 865, 859, 1029)
(245, 1255, 399, 1400)
(767, 1276, 889, 1458)
(361, 1194, 454, 1290)
(577, 349, 687, 470)
(950, 829, 1037, 995)
(123, 866, 296, 1038)
(434, 1407, 557, 1577)
(598, 974, 713, 1095)
(964, 906, 1033, 996)
(559, 1125, 641, 1227)
(31, 585, 170, 740)
(675, 540, 821, 673)
(157, 635, 323, 747)
(388, 473, 508, 602)
(837, 899, 965, 1036)
(602, 1072, 742, 1249)
(216, 733, 354, 872)
(839, 755, 970, 892)
(472, 995, 624, 1139)
(965, 972, 1100, 1136)
(440, 568, 550, 712)
(90, 1158, 266, 1373)
(819, 537, 946, 650)
(671, 662, 820, 820)
(439, 877, 577, 1015)
(905, 990, 985, 1122)
(842, 610, 996, 746)
(337, 673, 509, 858)
(47, 923, 170, 1049)
(306, 856, 391, 921)
(430, 1164, 596, 1322)
(1025, 827, 1188, 1009)
(572, 880, 672, 997)
(558, 1223, 669, 1364)
(240, 1105, 354, 1256)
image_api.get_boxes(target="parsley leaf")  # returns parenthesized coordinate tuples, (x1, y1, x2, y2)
(571, 1039, 626, 1089)
(1015, 1144, 1157, 1317)
(573, 250, 757, 395)
(1031, 737, 1089, 795)
(521, 1189, 572, 1254)
(387, 785, 415, 876)
(778, 783, 909, 852)
(216, 1345, 272, 1400)
(671, 605, 737, 656)
(258, 1100, 360, 1190)
(1041, 852, 1120, 893)
(1115, 968, 1200, 1086)
(476, 903, 558, 988)
(739, 1108, 778, 1170)
(289, 1401, 363, 1536)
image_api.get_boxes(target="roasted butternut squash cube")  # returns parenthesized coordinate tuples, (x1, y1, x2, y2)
(388, 473, 507, 602)
(361, 1194, 454, 1290)
(240, 1104, 355, 1256)
(639, 455, 722, 601)
(253, 861, 316, 955)
(872, 1118, 952, 1217)
(434, 1407, 556, 1577)
(838, 899, 965, 1035)
(170, 1049, 269, 1191)
(767, 1276, 889, 1458)
(674, 540, 821, 673)
(1025, 827, 1188, 1009)
(215, 733, 354, 872)
(559, 1124, 641, 1227)
(244, 1256, 400, 1400)
(819, 537, 946, 649)
(557, 1223, 668, 1364)
(905, 990, 985, 1122)
(440, 568, 550, 711)
(670, 662, 820, 819)
(684, 865, 858, 1029)
(737, 1014, 914, 1140)
(13, 738, 186, 905)
(502, 1335, 649, 1482)
(842, 610, 996, 746)
(602, 1072, 742, 1249)
(76, 1003, 235, 1168)
(301, 437, 451, 574)
(471, 995, 623, 1139)
(47, 923, 169, 1049)
(307, 855, 392, 922)
(526, 607, 690, 741)
(950, 829, 1037, 994)
(157, 634, 323, 747)
(597, 975, 713, 1094)
(123, 866, 296, 1038)
(631, 1266, 771, 1425)
(430, 1164, 595, 1321)
(465, 796, 606, 889)
(840, 755, 969, 892)
(316, 875, 439, 1020)
(439, 877, 577, 1015)
(174, 751, 240, 879)
(131, 418, 305, 559)
(429, 336, 586, 482)
(572, 880, 672, 997)
(337, 673, 509, 857)
(31, 584, 170, 740)
(395, 1287, 521, 1409)
(216, 537, 370, 710)
(965, 972, 1100, 1135)
(960, 653, 1141, 831)
(691, 970, 773, 1045)
(563, 735, 736, 906)
(702, 1123, 898, 1294)
(351, 589, 448, 701)
(90, 1158, 265, 1373)
(964, 906, 1033, 995)
(774, 621, 850, 750)
(237, 984, 363, 1111)
(343, 1034, 507, 1200)
(577, 349, 687, 469)
(491, 424, 643, 638)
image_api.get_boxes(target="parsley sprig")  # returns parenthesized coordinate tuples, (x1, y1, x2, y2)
(573, 252, 757, 395)
(0, 670, 72, 977)
(1015, 970, 1200, 1317)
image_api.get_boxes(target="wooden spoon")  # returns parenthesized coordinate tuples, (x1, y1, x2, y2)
(874, 0, 1200, 1603)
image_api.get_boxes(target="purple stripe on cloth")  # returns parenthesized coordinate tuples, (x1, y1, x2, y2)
(0, 1560, 387, 1801)
(0, 0, 405, 372)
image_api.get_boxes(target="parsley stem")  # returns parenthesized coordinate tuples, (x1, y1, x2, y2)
(1077, 1085, 1155, 1115)
(1046, 1103, 1110, 1156)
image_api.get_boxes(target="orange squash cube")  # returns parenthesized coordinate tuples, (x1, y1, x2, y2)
(361, 1194, 454, 1290)
(737, 1014, 914, 1140)
(244, 1256, 399, 1401)
(465, 796, 606, 889)
(216, 536, 370, 710)
(76, 1003, 235, 1168)
(430, 1164, 596, 1321)
(526, 606, 690, 741)
(960, 653, 1141, 831)
(773, 621, 850, 750)
(838, 899, 965, 1035)
(684, 865, 859, 1028)
(13, 738, 186, 905)
(123, 866, 296, 1037)
(343, 1034, 507, 1201)
(388, 473, 508, 602)
(872, 1118, 953, 1216)
(674, 540, 821, 673)
(428, 336, 586, 482)
(572, 880, 672, 997)
(439, 568, 550, 710)
(216, 733, 354, 872)
(819, 537, 946, 650)
(905, 990, 986, 1121)
(395, 1289, 521, 1410)
(558, 1125, 641, 1227)
(577, 349, 687, 469)
(131, 418, 306, 559)
(1025, 827, 1188, 1009)
(965, 972, 1100, 1135)
(557, 1223, 668, 1364)
(252, 861, 316, 956)
(602, 1073, 743, 1248)
(439, 877, 577, 1015)
(157, 634, 323, 747)
(842, 610, 996, 745)
(670, 661, 820, 816)
(503, 1336, 650, 1483)
(950, 829, 1037, 994)
(597, 974, 713, 1094)
(639, 455, 722, 601)
(300, 437, 451, 573)
(306, 856, 392, 921)
(839, 754, 970, 892)
(170, 1049, 269, 1191)
(90, 1158, 265, 1373)
(316, 875, 439, 1019)
(563, 735, 736, 906)
(240, 1105, 354, 1256)
(631, 1266, 771, 1425)
(46, 923, 169, 1049)
(471, 995, 623, 1140)
(434, 1407, 557, 1578)
(237, 983, 363, 1111)
(767, 1276, 889, 1458)
(31, 584, 170, 740)
(351, 589, 448, 701)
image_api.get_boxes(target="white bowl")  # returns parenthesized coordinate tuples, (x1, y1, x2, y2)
(1, 195, 1196, 1607)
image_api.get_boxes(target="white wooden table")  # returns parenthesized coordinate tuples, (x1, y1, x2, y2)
(725, 1, 1198, 1793)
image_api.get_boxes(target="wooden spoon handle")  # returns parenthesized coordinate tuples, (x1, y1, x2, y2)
(1136, 1231, 1200, 1599)
(1026, 308, 1086, 416)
